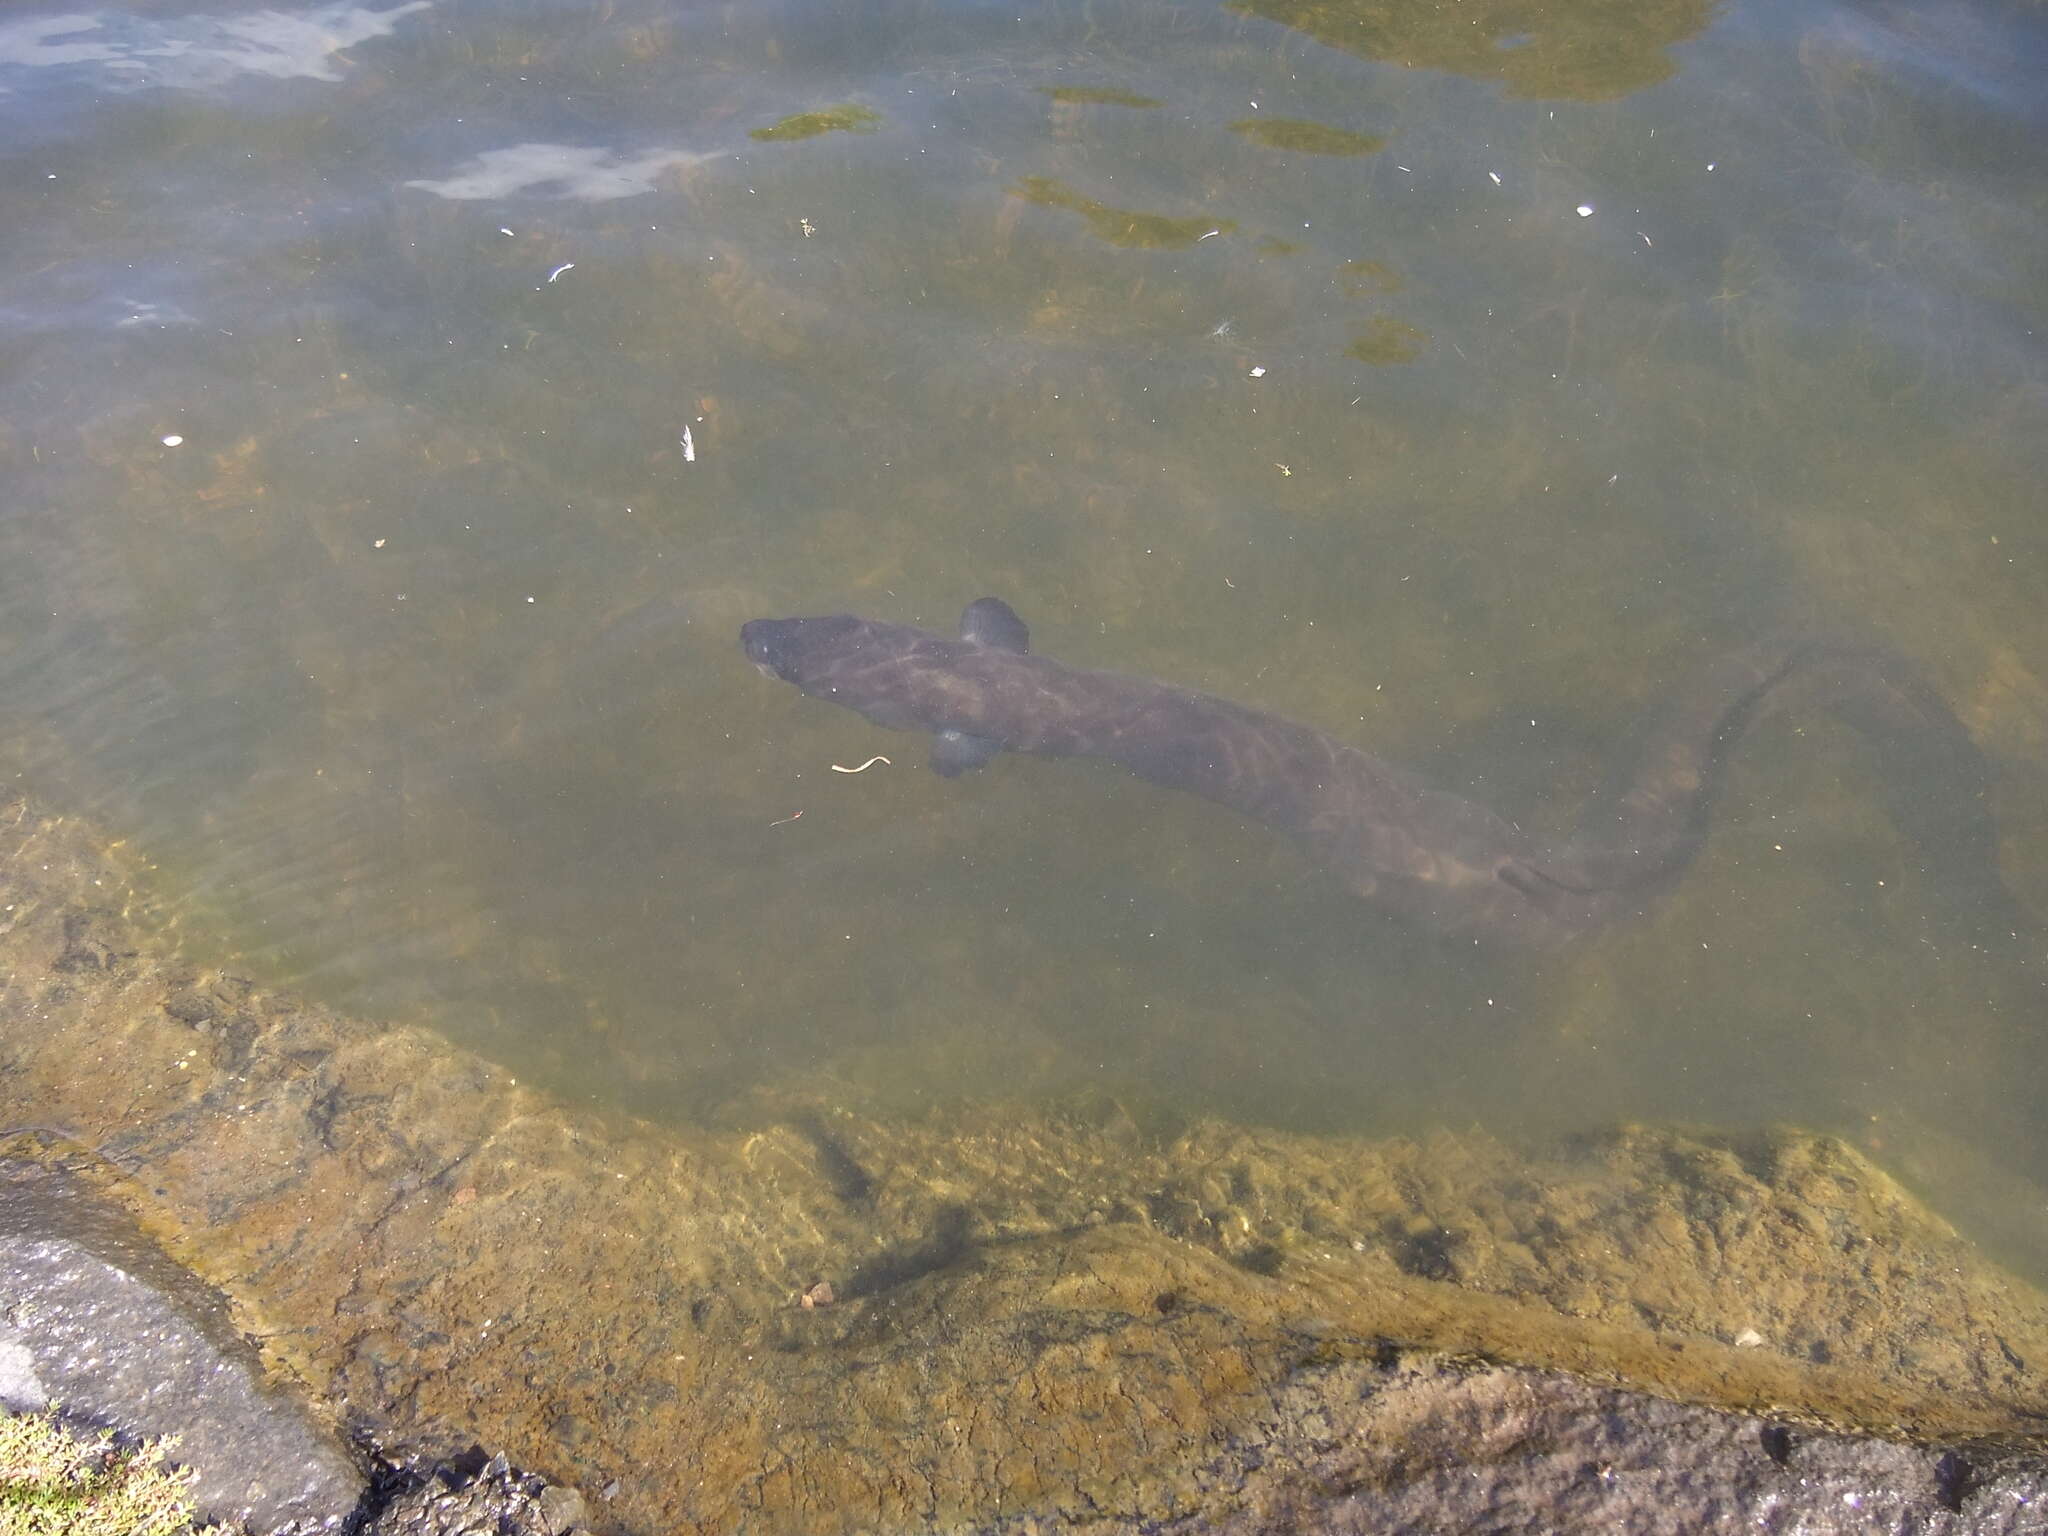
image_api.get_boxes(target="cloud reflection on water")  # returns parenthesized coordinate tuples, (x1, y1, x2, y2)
(404, 144, 725, 203)
(0, 2, 430, 90)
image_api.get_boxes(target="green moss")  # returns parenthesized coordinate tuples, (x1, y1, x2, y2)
(1038, 86, 1163, 108)
(1228, 117, 1385, 155)
(1010, 176, 1235, 250)
(0, 1411, 197, 1536)
(749, 105, 881, 142)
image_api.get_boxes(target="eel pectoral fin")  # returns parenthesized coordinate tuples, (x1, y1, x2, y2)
(960, 597, 1029, 653)
(931, 728, 1004, 778)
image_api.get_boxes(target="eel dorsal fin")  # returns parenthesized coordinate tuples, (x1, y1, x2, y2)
(960, 597, 1029, 653)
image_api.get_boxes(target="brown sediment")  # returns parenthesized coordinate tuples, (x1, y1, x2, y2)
(2, 788, 2045, 1534)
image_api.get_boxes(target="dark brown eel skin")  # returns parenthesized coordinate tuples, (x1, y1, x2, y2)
(741, 599, 2021, 948)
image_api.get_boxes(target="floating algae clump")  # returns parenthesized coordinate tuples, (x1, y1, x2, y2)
(1229, 117, 1386, 155)
(1038, 86, 1164, 108)
(1011, 175, 1235, 249)
(1339, 258, 1403, 296)
(1348, 313, 1428, 364)
(750, 104, 880, 142)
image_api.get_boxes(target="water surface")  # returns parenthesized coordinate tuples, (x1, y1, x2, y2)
(2, 0, 2044, 1265)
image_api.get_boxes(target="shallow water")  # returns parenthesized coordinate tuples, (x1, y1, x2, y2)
(1, 0, 2044, 1276)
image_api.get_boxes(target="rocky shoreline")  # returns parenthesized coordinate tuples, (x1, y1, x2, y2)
(0, 1149, 586, 1535)
(4, 785, 2047, 1533)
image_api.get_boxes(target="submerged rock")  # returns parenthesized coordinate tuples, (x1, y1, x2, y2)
(1076, 1354, 2048, 1535)
(362, 1449, 588, 1536)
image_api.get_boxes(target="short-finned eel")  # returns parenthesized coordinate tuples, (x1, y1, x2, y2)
(741, 599, 2020, 947)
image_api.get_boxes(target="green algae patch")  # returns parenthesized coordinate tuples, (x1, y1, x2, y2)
(1226, 0, 1714, 103)
(1339, 258, 1402, 296)
(749, 104, 880, 142)
(1229, 116, 1386, 155)
(1347, 313, 1428, 364)
(1038, 86, 1163, 108)
(0, 1413, 197, 1536)
(1011, 175, 1235, 249)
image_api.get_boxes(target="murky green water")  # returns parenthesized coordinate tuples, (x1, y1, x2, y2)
(1, 0, 2043, 1270)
